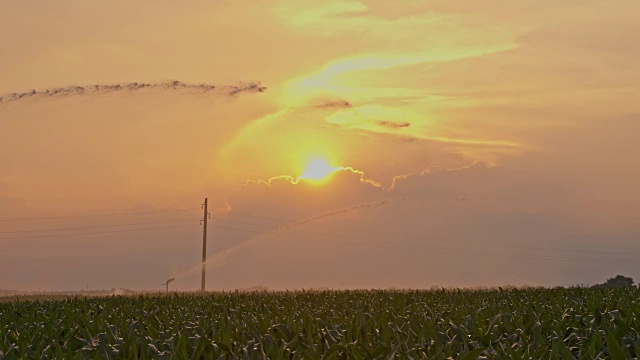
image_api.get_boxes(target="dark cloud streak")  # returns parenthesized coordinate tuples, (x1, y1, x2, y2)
(0, 80, 267, 103)
(379, 120, 411, 128)
(312, 100, 353, 109)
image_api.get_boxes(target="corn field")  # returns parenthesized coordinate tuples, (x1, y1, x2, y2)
(1, 288, 639, 359)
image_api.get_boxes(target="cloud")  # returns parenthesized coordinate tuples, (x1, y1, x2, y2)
(273, 1, 450, 40)
(227, 82, 268, 96)
(222, 160, 482, 216)
(312, 99, 353, 109)
(378, 120, 410, 129)
(0, 80, 266, 104)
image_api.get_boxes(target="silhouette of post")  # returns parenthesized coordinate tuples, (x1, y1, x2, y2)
(201, 198, 209, 292)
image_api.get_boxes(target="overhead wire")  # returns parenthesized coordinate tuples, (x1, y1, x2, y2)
(220, 211, 640, 258)
(205, 223, 640, 265)
(2, 206, 638, 265)
(0, 224, 199, 240)
(0, 218, 198, 234)
(209, 217, 416, 247)
(0, 208, 201, 222)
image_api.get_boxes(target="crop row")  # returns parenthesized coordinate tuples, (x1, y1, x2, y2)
(1, 288, 638, 359)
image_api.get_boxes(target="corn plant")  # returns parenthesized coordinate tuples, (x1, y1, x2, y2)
(1, 288, 638, 359)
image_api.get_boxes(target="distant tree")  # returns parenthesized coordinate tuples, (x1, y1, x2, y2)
(592, 275, 635, 289)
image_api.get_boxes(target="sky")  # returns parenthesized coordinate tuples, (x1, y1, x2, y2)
(1, 0, 639, 291)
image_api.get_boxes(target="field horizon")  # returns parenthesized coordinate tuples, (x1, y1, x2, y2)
(0, 278, 628, 299)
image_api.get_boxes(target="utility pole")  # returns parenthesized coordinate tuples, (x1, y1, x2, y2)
(201, 198, 209, 292)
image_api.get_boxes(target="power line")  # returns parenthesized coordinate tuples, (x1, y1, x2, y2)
(224, 211, 293, 223)
(0, 208, 201, 222)
(0, 218, 197, 234)
(221, 211, 640, 258)
(206, 223, 640, 265)
(210, 217, 280, 229)
(2, 204, 637, 266)
(209, 217, 407, 247)
(0, 224, 199, 240)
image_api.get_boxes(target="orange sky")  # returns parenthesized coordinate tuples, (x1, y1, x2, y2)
(1, 1, 639, 291)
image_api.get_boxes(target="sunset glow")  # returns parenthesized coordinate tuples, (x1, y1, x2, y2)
(1, 0, 639, 293)
(298, 158, 341, 183)
(3, 3, 640, 358)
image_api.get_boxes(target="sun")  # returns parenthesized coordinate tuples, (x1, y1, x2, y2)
(298, 158, 341, 183)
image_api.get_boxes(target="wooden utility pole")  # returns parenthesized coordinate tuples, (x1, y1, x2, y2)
(201, 198, 209, 292)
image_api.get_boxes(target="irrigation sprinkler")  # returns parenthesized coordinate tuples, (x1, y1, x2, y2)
(161, 278, 175, 293)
